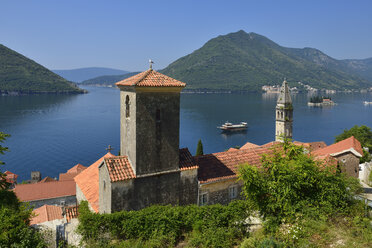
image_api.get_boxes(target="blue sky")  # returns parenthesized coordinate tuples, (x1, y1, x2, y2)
(1, 0, 371, 71)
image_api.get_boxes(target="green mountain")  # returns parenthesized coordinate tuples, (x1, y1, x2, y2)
(53, 67, 129, 83)
(80, 72, 139, 86)
(0, 44, 85, 94)
(160, 30, 372, 91)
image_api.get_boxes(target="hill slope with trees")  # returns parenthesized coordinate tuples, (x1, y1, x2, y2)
(160, 30, 372, 91)
(0, 44, 85, 95)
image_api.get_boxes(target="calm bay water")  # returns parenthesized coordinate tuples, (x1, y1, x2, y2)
(1, 86, 372, 181)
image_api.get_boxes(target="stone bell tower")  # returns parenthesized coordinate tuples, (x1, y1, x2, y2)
(115, 62, 186, 176)
(275, 79, 293, 141)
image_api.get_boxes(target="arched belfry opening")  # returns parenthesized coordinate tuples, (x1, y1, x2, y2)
(125, 95, 130, 118)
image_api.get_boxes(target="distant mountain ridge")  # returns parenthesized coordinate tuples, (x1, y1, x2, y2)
(0, 44, 85, 94)
(52, 67, 129, 83)
(80, 72, 139, 86)
(160, 30, 372, 91)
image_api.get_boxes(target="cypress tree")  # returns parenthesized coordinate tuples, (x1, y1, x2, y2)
(196, 139, 204, 156)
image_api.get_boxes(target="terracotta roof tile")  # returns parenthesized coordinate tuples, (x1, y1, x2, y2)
(227, 148, 239, 152)
(104, 156, 136, 182)
(74, 152, 115, 213)
(312, 136, 363, 158)
(65, 206, 79, 222)
(59, 163, 87, 181)
(261, 141, 282, 148)
(67, 164, 87, 174)
(31, 205, 63, 225)
(4, 171, 18, 184)
(294, 141, 327, 152)
(116, 69, 186, 87)
(240, 142, 260, 150)
(14, 180, 76, 202)
(38, 176, 56, 183)
(179, 148, 199, 171)
(196, 147, 271, 184)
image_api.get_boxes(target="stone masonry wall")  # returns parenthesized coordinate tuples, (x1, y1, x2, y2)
(29, 195, 76, 209)
(98, 163, 112, 213)
(179, 169, 198, 205)
(135, 92, 180, 175)
(335, 152, 360, 178)
(199, 179, 243, 206)
(111, 171, 181, 212)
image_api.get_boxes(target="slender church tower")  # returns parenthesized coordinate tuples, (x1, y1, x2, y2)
(275, 79, 293, 141)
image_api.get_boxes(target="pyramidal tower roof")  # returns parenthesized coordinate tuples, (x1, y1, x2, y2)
(277, 79, 292, 104)
(116, 69, 186, 87)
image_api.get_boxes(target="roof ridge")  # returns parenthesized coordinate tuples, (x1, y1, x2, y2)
(136, 69, 153, 85)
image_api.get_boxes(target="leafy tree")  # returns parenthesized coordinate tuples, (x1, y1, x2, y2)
(239, 140, 361, 230)
(196, 139, 204, 156)
(0, 132, 10, 189)
(0, 132, 46, 247)
(335, 125, 372, 162)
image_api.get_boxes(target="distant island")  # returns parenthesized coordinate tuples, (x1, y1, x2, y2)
(308, 96, 336, 107)
(0, 44, 85, 95)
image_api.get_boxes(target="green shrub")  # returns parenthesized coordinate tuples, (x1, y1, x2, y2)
(78, 200, 252, 247)
(239, 140, 362, 231)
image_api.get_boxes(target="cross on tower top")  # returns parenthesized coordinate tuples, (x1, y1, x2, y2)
(106, 145, 114, 153)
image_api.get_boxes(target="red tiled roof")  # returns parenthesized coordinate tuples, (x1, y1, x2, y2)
(196, 147, 271, 184)
(104, 156, 136, 182)
(312, 136, 363, 158)
(59, 163, 87, 181)
(240, 142, 260, 150)
(4, 171, 18, 184)
(67, 164, 87, 174)
(261, 141, 281, 148)
(38, 176, 56, 183)
(179, 148, 199, 171)
(293, 141, 327, 152)
(65, 206, 79, 222)
(14, 180, 76, 202)
(31, 205, 63, 225)
(74, 152, 115, 213)
(227, 148, 239, 152)
(116, 69, 186, 87)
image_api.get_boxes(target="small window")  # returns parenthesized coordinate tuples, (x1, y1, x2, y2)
(199, 192, 208, 206)
(229, 185, 238, 199)
(103, 180, 106, 191)
(156, 109, 161, 123)
(125, 95, 130, 118)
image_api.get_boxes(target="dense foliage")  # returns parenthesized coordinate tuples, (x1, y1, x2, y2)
(0, 132, 10, 189)
(239, 140, 362, 230)
(78, 200, 252, 248)
(161, 30, 372, 91)
(309, 95, 331, 103)
(0, 44, 85, 94)
(196, 139, 204, 156)
(335, 125, 372, 162)
(0, 132, 46, 247)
